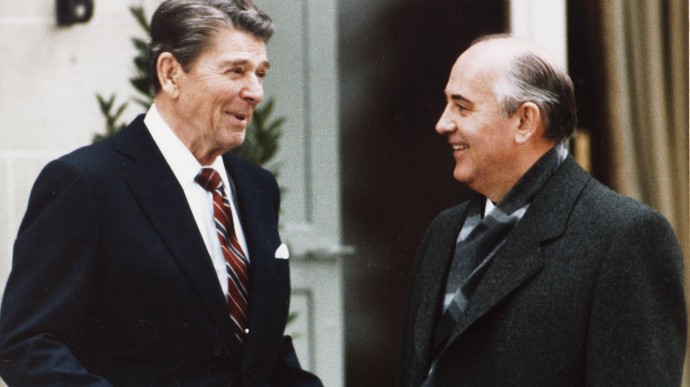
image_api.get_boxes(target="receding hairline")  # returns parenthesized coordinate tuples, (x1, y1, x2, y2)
(467, 35, 563, 73)
(462, 34, 577, 142)
(454, 36, 566, 104)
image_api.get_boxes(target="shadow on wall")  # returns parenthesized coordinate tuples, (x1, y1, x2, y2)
(338, 0, 506, 386)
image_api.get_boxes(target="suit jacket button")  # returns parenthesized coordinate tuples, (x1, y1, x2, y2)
(214, 348, 222, 356)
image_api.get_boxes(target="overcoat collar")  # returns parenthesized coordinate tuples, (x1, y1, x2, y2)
(432, 157, 591, 362)
(111, 115, 254, 361)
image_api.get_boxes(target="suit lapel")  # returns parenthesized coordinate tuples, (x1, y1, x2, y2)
(222, 155, 282, 365)
(439, 157, 591, 355)
(112, 117, 243, 359)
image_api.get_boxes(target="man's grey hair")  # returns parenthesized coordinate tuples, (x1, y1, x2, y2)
(149, 0, 274, 93)
(473, 34, 577, 142)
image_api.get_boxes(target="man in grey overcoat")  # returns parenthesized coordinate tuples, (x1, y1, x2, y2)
(397, 34, 686, 386)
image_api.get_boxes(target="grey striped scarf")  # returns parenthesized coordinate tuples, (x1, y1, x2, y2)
(433, 143, 569, 354)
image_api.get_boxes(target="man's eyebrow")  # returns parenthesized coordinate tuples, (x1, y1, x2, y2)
(450, 94, 472, 105)
(223, 59, 271, 69)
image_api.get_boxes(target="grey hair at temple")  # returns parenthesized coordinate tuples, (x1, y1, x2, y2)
(473, 34, 577, 143)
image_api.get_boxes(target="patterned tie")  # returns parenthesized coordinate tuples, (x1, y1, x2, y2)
(195, 167, 250, 345)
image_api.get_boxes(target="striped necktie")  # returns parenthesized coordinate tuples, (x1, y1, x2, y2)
(195, 167, 250, 345)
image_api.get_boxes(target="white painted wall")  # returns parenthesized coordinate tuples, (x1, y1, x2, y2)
(0, 0, 163, 300)
(0, 3, 164, 386)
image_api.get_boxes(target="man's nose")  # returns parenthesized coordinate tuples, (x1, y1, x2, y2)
(435, 105, 456, 134)
(241, 76, 265, 106)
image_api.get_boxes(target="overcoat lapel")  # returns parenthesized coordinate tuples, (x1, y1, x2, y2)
(112, 117, 243, 360)
(438, 157, 591, 357)
(411, 203, 470, 371)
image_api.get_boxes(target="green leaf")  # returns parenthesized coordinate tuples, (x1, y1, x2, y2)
(266, 117, 286, 133)
(132, 97, 152, 110)
(130, 77, 152, 98)
(96, 93, 113, 113)
(129, 6, 150, 34)
(94, 93, 128, 142)
(131, 37, 149, 53)
(113, 102, 128, 121)
(260, 98, 275, 118)
(133, 57, 149, 71)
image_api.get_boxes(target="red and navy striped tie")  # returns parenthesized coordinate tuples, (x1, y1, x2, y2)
(195, 167, 250, 345)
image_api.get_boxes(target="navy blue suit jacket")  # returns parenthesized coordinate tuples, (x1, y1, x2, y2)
(0, 116, 321, 386)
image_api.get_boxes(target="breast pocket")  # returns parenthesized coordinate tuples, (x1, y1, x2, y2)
(274, 258, 290, 274)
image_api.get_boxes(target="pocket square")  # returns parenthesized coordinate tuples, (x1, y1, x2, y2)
(274, 243, 289, 259)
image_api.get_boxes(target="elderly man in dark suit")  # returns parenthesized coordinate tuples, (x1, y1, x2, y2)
(0, 1, 321, 386)
(397, 34, 686, 386)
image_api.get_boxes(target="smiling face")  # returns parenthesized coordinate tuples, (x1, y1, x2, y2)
(435, 43, 523, 202)
(163, 27, 269, 165)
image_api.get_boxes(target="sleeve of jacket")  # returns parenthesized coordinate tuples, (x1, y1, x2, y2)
(585, 209, 687, 386)
(268, 336, 323, 387)
(396, 212, 447, 387)
(0, 159, 112, 386)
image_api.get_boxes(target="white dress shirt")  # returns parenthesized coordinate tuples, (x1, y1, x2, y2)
(144, 104, 250, 299)
(484, 199, 496, 219)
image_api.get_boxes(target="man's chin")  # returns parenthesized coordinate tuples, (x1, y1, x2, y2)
(222, 133, 246, 152)
(452, 168, 472, 184)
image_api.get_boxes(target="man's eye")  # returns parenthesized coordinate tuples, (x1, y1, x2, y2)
(229, 67, 244, 76)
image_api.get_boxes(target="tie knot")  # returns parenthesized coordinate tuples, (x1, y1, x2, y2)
(195, 167, 223, 192)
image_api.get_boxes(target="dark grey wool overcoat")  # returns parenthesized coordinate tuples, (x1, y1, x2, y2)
(397, 156, 686, 386)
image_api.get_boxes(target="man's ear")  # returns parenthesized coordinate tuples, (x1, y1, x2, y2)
(157, 52, 182, 99)
(514, 102, 543, 144)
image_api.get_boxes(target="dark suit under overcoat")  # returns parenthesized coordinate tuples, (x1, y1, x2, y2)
(0, 115, 321, 386)
(397, 157, 686, 386)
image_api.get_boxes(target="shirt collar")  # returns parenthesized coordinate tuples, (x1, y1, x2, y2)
(144, 103, 229, 188)
(484, 199, 496, 219)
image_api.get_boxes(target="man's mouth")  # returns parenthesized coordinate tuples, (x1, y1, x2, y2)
(452, 144, 469, 151)
(227, 111, 250, 125)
